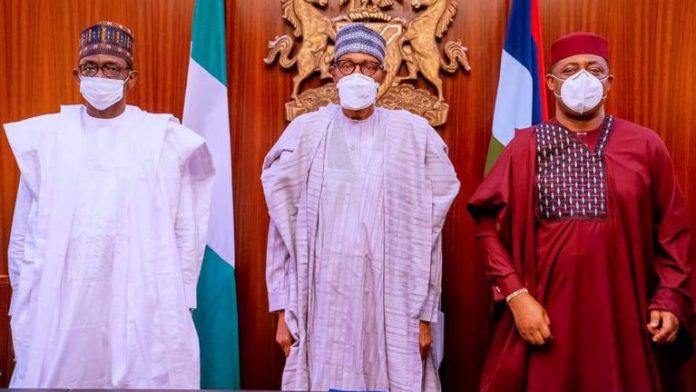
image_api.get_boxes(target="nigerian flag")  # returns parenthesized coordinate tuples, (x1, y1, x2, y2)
(182, 0, 240, 389)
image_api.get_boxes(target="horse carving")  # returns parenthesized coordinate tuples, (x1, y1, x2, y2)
(397, 0, 471, 102)
(264, 0, 336, 100)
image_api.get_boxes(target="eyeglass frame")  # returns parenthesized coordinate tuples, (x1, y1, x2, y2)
(332, 59, 384, 77)
(76, 62, 133, 79)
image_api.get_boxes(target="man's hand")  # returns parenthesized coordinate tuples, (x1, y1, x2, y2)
(419, 321, 433, 360)
(647, 310, 679, 343)
(275, 311, 295, 357)
(508, 293, 553, 346)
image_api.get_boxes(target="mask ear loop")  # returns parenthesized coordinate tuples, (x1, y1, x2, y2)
(597, 74, 611, 100)
(121, 70, 135, 95)
(548, 74, 565, 98)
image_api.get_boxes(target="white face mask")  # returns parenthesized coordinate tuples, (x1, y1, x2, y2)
(553, 70, 608, 115)
(79, 76, 128, 111)
(336, 73, 379, 110)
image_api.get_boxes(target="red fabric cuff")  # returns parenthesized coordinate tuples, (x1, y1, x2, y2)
(648, 288, 694, 328)
(491, 273, 525, 302)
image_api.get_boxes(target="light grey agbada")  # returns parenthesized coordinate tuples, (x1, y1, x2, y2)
(262, 21, 460, 392)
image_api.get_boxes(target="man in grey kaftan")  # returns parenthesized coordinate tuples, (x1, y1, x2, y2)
(262, 23, 460, 392)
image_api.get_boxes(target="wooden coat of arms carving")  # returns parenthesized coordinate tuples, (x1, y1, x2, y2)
(264, 0, 470, 126)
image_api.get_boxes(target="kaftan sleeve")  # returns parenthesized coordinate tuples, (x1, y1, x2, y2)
(4, 117, 45, 316)
(262, 117, 308, 313)
(476, 219, 525, 301)
(8, 178, 32, 293)
(468, 138, 526, 302)
(646, 137, 693, 327)
(175, 162, 200, 309)
(266, 221, 291, 312)
(166, 121, 215, 310)
(419, 127, 460, 322)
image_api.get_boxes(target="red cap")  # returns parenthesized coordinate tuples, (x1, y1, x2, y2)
(550, 32, 609, 65)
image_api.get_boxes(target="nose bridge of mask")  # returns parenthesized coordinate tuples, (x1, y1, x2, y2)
(337, 72, 376, 87)
(554, 70, 603, 96)
(575, 71, 592, 96)
(80, 75, 126, 88)
(353, 72, 373, 82)
(554, 69, 608, 87)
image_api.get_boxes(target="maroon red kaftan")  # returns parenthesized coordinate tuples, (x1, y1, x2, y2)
(469, 117, 693, 392)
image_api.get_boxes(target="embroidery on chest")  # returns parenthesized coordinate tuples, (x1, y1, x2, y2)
(536, 116, 613, 220)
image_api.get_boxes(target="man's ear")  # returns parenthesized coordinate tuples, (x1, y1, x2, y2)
(126, 70, 139, 90)
(546, 74, 557, 92)
(374, 69, 386, 84)
(604, 74, 614, 94)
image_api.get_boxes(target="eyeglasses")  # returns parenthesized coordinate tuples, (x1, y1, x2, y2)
(334, 59, 383, 77)
(552, 66, 609, 80)
(78, 63, 131, 79)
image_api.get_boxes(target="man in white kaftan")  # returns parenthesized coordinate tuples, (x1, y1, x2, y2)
(4, 21, 213, 388)
(262, 23, 460, 392)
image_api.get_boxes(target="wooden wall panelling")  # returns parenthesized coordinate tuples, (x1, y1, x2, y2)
(1, 0, 695, 390)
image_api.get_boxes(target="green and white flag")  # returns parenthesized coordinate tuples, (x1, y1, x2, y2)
(182, 0, 240, 388)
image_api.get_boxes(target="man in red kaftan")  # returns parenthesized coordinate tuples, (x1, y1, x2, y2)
(468, 32, 694, 392)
